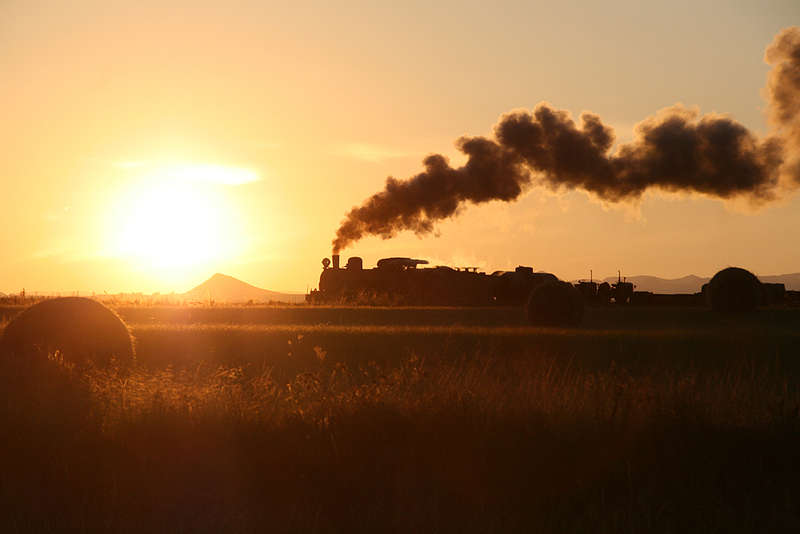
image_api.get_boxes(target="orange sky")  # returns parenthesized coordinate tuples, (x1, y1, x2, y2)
(2, 1, 799, 294)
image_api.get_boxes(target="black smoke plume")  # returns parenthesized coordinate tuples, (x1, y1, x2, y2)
(333, 27, 800, 253)
(766, 26, 800, 182)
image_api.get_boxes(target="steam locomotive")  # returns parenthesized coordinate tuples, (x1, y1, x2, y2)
(306, 254, 633, 307)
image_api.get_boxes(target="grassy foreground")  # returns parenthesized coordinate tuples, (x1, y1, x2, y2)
(1, 307, 800, 532)
(2, 354, 800, 531)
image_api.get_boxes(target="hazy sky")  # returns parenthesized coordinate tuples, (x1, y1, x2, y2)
(2, 1, 799, 293)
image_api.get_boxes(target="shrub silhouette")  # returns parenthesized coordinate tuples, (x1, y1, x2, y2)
(707, 267, 762, 313)
(526, 281, 584, 326)
(0, 297, 134, 369)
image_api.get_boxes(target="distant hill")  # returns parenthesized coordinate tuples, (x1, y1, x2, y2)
(182, 273, 305, 303)
(761, 273, 800, 291)
(598, 273, 800, 293)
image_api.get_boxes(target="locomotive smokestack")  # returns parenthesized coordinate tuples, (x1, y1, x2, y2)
(332, 254, 340, 269)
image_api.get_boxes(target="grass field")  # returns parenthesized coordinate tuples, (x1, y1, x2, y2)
(1, 304, 800, 532)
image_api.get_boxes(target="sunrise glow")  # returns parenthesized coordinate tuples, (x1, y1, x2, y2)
(109, 165, 250, 279)
(2, 1, 799, 297)
(3, 5, 800, 530)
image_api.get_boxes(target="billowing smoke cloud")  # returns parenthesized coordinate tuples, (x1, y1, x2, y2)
(765, 26, 800, 183)
(333, 27, 800, 253)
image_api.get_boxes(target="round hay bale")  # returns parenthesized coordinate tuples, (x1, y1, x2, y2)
(0, 297, 134, 369)
(707, 267, 761, 313)
(526, 281, 584, 326)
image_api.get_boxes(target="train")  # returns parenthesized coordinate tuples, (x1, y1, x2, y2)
(306, 254, 636, 307)
(306, 254, 796, 307)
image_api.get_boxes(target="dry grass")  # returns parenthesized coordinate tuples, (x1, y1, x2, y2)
(1, 306, 800, 532)
(2, 349, 800, 532)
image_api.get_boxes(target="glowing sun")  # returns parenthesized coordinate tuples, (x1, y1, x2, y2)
(110, 164, 252, 275)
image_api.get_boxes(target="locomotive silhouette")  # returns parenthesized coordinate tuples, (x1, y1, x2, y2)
(308, 254, 558, 306)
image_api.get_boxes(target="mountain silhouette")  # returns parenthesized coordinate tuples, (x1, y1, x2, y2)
(183, 273, 305, 303)
(761, 273, 800, 290)
(598, 273, 800, 293)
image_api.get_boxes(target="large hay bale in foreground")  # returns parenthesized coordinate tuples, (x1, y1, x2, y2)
(0, 297, 134, 369)
(707, 267, 762, 313)
(526, 281, 584, 326)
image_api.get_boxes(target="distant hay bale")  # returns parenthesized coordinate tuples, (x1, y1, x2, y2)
(526, 281, 584, 326)
(707, 267, 762, 313)
(0, 297, 134, 369)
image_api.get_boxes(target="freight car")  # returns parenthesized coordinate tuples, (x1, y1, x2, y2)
(573, 272, 634, 306)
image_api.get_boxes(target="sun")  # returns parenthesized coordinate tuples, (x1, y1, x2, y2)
(110, 164, 251, 279)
